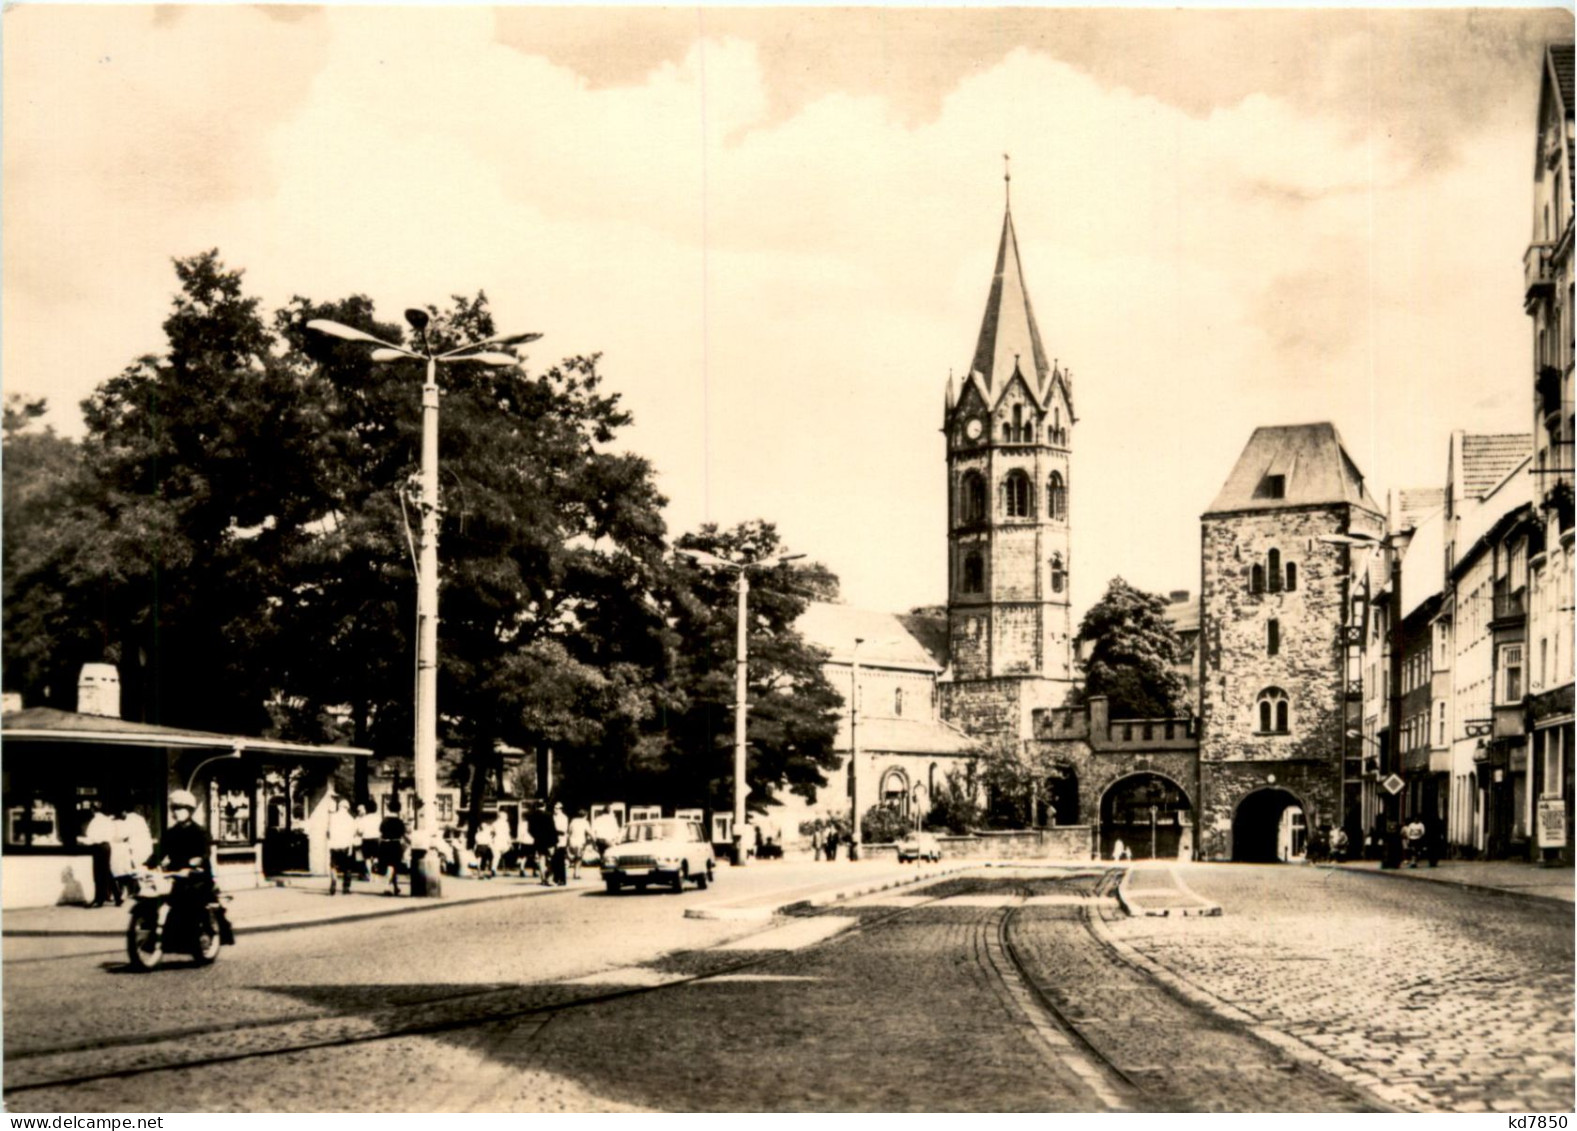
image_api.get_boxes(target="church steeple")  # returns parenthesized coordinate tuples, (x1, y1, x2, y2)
(969, 201, 1051, 392)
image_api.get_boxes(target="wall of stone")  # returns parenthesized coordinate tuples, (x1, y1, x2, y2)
(1196, 760, 1341, 860)
(1200, 506, 1350, 766)
(941, 676, 1023, 739)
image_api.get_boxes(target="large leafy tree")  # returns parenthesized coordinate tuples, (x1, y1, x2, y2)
(1074, 577, 1189, 720)
(4, 254, 676, 831)
(659, 520, 842, 815)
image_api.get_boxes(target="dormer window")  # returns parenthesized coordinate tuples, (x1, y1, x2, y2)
(1262, 474, 1286, 499)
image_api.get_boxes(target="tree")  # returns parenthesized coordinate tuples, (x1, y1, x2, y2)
(1074, 577, 1189, 719)
(660, 520, 843, 815)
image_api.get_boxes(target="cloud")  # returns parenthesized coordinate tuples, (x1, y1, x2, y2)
(1, 8, 1558, 619)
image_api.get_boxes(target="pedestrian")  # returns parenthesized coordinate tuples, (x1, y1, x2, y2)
(355, 802, 381, 883)
(327, 796, 357, 895)
(526, 801, 557, 886)
(474, 818, 497, 879)
(379, 799, 407, 896)
(1403, 817, 1426, 868)
(81, 801, 118, 907)
(108, 800, 153, 903)
(824, 824, 839, 863)
(551, 802, 570, 886)
(1330, 826, 1349, 863)
(1112, 838, 1127, 863)
(567, 809, 592, 880)
(811, 823, 824, 862)
(592, 809, 619, 861)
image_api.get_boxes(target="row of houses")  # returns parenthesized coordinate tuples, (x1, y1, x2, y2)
(1352, 43, 1574, 863)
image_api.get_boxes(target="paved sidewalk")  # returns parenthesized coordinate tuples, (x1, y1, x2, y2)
(1325, 857, 1574, 905)
(2, 872, 597, 939)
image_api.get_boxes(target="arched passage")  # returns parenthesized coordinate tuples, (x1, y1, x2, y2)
(1099, 773, 1193, 861)
(1232, 788, 1308, 862)
(1036, 767, 1079, 827)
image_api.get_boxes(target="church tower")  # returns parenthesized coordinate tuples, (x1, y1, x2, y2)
(939, 175, 1077, 741)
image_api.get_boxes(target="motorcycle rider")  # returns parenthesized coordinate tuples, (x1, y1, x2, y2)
(151, 789, 218, 910)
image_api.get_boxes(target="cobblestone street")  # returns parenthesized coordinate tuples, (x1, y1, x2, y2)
(1102, 862, 1575, 1113)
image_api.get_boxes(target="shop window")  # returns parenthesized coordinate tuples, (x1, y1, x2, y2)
(216, 786, 253, 845)
(6, 795, 61, 847)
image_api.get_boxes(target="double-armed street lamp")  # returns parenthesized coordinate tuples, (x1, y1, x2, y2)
(309, 310, 541, 897)
(677, 547, 804, 866)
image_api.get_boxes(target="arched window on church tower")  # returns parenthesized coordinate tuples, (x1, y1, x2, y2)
(894, 687, 904, 717)
(1251, 563, 1266, 594)
(1048, 472, 1067, 521)
(1267, 548, 1282, 593)
(1003, 471, 1032, 518)
(960, 472, 986, 525)
(963, 552, 985, 594)
(1049, 553, 1066, 594)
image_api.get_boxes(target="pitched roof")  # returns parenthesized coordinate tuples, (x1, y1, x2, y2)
(1460, 433, 1530, 500)
(797, 602, 947, 671)
(1, 706, 371, 757)
(1552, 43, 1574, 116)
(1203, 422, 1381, 517)
(969, 207, 1052, 394)
(1394, 487, 1445, 532)
(841, 715, 978, 756)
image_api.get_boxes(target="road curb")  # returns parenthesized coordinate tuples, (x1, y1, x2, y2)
(1322, 863, 1574, 908)
(684, 863, 973, 921)
(1085, 909, 1410, 1112)
(2, 881, 574, 940)
(1116, 865, 1223, 918)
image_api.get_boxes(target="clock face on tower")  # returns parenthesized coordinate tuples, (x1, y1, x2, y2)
(964, 417, 984, 442)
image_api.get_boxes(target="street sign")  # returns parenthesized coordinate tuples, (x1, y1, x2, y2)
(1382, 773, 1405, 796)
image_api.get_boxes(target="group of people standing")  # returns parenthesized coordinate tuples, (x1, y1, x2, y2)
(80, 799, 154, 907)
(325, 796, 414, 896)
(808, 819, 849, 862)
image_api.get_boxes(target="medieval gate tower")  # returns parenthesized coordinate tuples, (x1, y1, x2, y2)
(940, 178, 1077, 742)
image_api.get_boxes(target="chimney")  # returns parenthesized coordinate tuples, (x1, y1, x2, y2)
(77, 664, 122, 718)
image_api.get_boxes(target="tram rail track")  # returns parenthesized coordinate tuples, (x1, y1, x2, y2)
(6, 868, 1140, 1107)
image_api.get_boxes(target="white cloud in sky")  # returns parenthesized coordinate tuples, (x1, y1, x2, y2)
(2, 7, 1557, 624)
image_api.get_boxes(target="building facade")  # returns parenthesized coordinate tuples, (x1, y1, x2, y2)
(1197, 424, 1385, 860)
(1525, 41, 1575, 863)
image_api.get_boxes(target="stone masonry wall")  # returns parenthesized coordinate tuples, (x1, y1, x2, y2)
(1199, 504, 1359, 858)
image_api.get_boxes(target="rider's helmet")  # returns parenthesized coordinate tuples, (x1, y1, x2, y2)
(169, 789, 198, 810)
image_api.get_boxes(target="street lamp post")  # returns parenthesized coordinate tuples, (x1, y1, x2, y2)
(677, 548, 804, 866)
(308, 312, 540, 898)
(187, 744, 245, 796)
(1319, 529, 1381, 840)
(850, 637, 864, 861)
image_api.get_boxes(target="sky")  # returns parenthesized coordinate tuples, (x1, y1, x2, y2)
(3, 5, 1570, 625)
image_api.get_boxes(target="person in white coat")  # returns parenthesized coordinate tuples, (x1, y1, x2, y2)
(109, 803, 154, 901)
(327, 797, 357, 895)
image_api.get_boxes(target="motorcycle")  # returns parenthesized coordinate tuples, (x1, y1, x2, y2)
(125, 865, 235, 971)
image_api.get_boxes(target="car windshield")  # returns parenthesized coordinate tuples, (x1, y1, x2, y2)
(620, 820, 693, 844)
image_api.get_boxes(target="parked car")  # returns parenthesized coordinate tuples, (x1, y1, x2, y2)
(601, 818, 716, 893)
(896, 831, 942, 863)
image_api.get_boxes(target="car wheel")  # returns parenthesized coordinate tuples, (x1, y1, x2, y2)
(605, 878, 622, 894)
(695, 861, 710, 890)
(672, 863, 687, 893)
